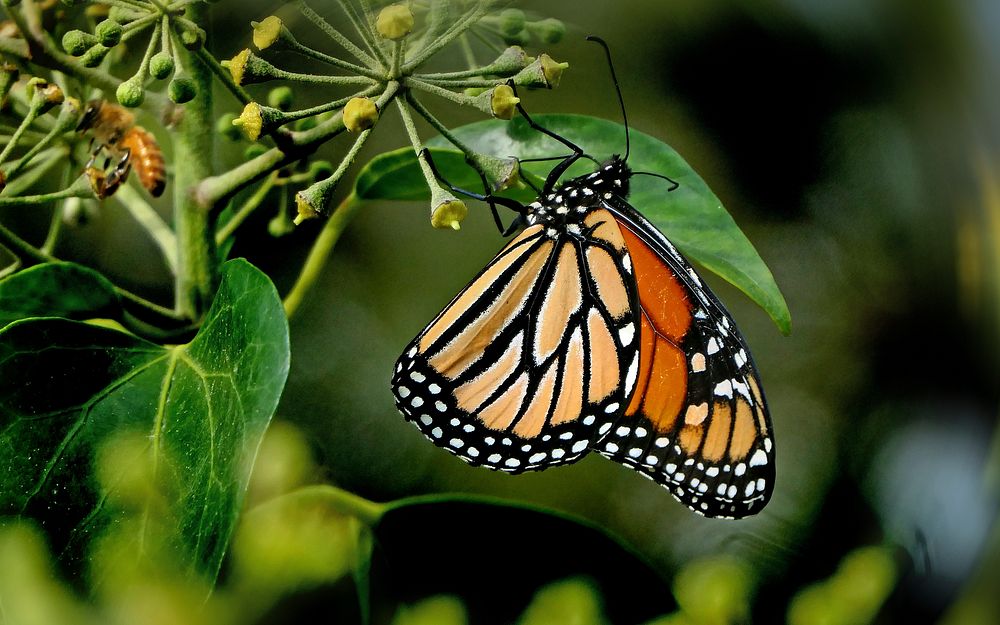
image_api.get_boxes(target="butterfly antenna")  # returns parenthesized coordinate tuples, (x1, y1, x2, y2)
(586, 35, 630, 161)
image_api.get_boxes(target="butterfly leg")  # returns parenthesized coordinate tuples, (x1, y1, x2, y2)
(509, 83, 587, 193)
(420, 148, 526, 234)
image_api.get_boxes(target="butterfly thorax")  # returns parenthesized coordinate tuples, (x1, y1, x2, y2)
(524, 156, 632, 235)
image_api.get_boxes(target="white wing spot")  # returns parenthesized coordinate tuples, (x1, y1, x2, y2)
(571, 440, 589, 453)
(707, 337, 721, 355)
(411, 396, 424, 408)
(409, 372, 426, 383)
(750, 449, 768, 466)
(398, 386, 411, 398)
(449, 438, 464, 448)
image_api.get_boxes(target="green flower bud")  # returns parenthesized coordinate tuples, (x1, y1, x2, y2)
(267, 85, 294, 111)
(469, 153, 520, 192)
(115, 77, 144, 108)
(294, 172, 342, 223)
(430, 186, 468, 231)
(251, 15, 284, 50)
(502, 28, 530, 47)
(497, 9, 525, 38)
(80, 44, 112, 67)
(95, 19, 123, 47)
(463, 87, 488, 97)
(149, 51, 175, 80)
(168, 77, 197, 104)
(488, 46, 531, 75)
(532, 18, 566, 44)
(244, 143, 268, 160)
(179, 26, 206, 50)
(216, 113, 243, 141)
(62, 30, 98, 56)
(343, 97, 378, 132)
(375, 4, 414, 40)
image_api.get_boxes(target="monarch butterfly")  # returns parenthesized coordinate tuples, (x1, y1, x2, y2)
(391, 38, 774, 519)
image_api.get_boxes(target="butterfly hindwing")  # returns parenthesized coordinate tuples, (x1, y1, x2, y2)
(592, 199, 775, 518)
(392, 212, 639, 473)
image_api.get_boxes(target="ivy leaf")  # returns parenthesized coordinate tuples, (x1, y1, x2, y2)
(0, 259, 290, 587)
(0, 262, 123, 328)
(352, 115, 790, 334)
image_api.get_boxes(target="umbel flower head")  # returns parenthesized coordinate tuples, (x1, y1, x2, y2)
(224, 1, 567, 228)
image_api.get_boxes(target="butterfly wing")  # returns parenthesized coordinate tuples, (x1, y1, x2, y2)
(392, 213, 640, 473)
(594, 198, 775, 518)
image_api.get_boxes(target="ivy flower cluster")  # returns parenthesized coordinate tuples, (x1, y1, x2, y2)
(222, 1, 568, 229)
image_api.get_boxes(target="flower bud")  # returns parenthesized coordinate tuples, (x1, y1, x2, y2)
(149, 51, 175, 80)
(376, 4, 414, 40)
(469, 153, 520, 192)
(95, 19, 123, 47)
(223, 49, 284, 86)
(63, 30, 98, 56)
(343, 97, 378, 132)
(267, 85, 294, 111)
(179, 25, 206, 50)
(233, 102, 265, 141)
(167, 77, 197, 104)
(268, 207, 295, 237)
(115, 77, 144, 107)
(294, 172, 342, 222)
(489, 84, 519, 119)
(497, 9, 525, 38)
(514, 54, 568, 89)
(27, 78, 64, 113)
(502, 28, 530, 47)
(251, 15, 284, 50)
(533, 18, 566, 44)
(430, 188, 468, 231)
(488, 46, 531, 75)
(1, 64, 19, 102)
(80, 44, 111, 67)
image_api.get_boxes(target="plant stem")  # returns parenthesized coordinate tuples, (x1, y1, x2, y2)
(171, 2, 215, 320)
(402, 2, 492, 72)
(0, 177, 93, 207)
(296, 0, 380, 70)
(116, 182, 179, 275)
(283, 193, 362, 319)
(253, 484, 386, 527)
(214, 172, 278, 245)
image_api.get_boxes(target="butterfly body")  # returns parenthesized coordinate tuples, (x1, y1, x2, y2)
(392, 155, 774, 519)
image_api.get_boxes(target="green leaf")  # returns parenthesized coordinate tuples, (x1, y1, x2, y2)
(0, 262, 123, 328)
(353, 115, 790, 334)
(0, 259, 290, 587)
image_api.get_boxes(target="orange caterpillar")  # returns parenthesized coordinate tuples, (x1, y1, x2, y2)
(77, 100, 166, 199)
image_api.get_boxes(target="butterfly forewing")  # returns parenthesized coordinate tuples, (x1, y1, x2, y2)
(594, 200, 775, 518)
(392, 212, 639, 473)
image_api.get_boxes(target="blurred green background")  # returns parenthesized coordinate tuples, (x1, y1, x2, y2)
(21, 0, 1000, 623)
